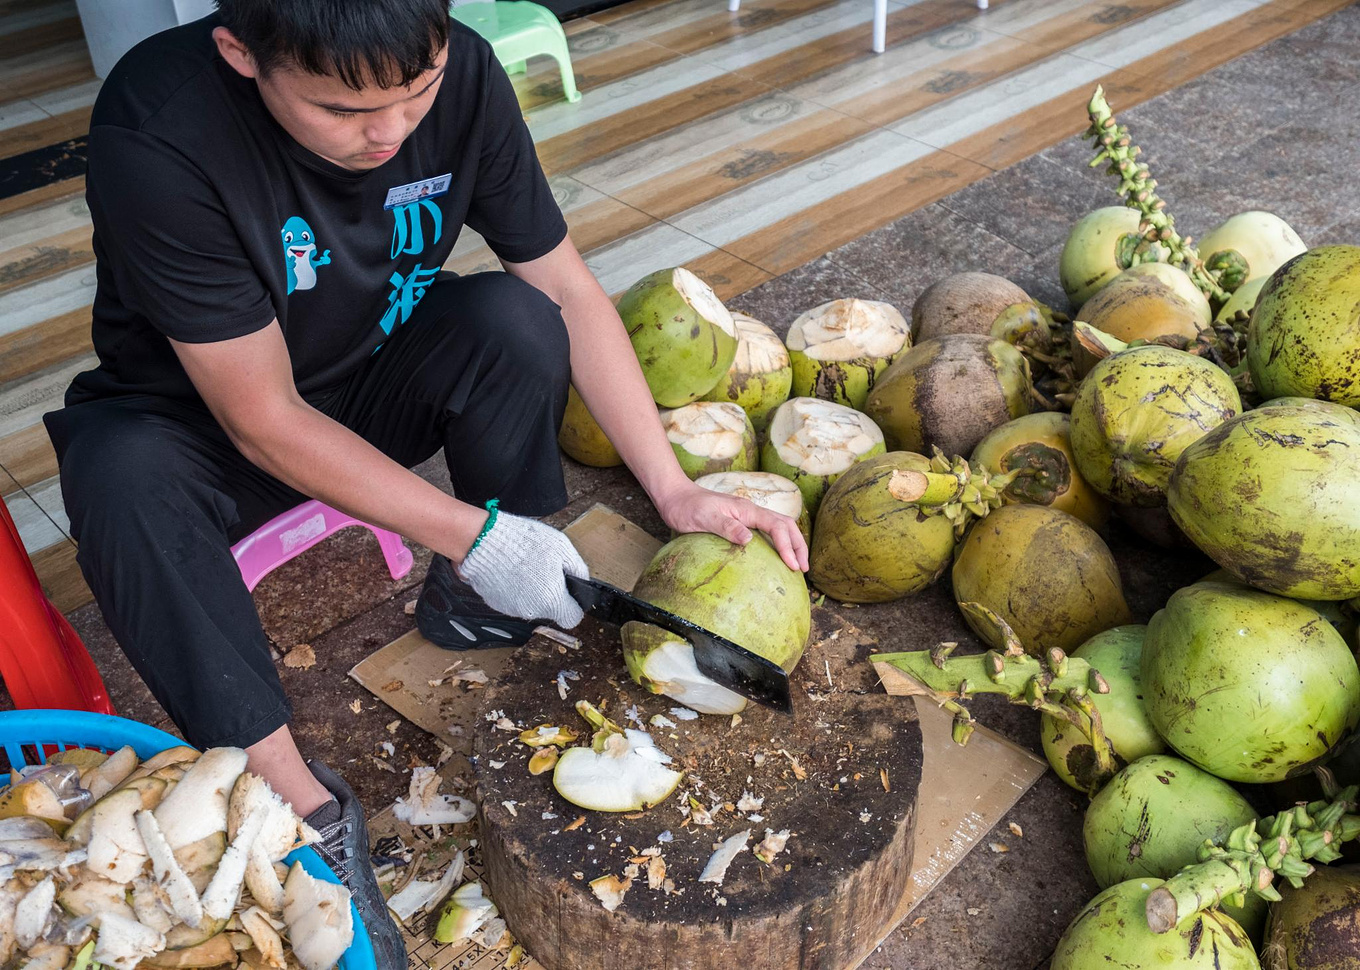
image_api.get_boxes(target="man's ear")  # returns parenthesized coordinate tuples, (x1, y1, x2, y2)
(213, 26, 259, 79)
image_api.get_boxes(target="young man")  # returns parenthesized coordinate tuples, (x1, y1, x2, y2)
(46, 0, 806, 960)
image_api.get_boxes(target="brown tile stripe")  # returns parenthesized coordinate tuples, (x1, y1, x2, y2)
(0, 422, 60, 492)
(0, 178, 82, 219)
(0, 41, 94, 102)
(0, 104, 92, 159)
(2, 16, 85, 60)
(993, 0, 1182, 52)
(679, 248, 773, 301)
(0, 223, 93, 295)
(646, 0, 847, 55)
(513, 36, 680, 113)
(30, 538, 90, 613)
(0, 306, 92, 386)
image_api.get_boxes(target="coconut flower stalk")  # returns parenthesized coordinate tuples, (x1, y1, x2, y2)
(899, 451, 1017, 538)
(1084, 87, 1229, 306)
(1145, 779, 1360, 934)
(871, 603, 1112, 751)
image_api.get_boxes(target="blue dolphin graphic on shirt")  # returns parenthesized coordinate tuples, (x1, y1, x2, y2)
(281, 216, 331, 294)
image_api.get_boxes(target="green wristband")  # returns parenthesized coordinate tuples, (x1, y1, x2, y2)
(468, 498, 500, 554)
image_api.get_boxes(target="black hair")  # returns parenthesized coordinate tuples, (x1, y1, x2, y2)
(215, 0, 449, 90)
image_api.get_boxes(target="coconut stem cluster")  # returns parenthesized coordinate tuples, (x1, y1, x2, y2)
(900, 451, 1018, 538)
(1145, 779, 1360, 935)
(1084, 87, 1228, 305)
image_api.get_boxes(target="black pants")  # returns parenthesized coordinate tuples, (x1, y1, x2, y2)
(44, 273, 572, 749)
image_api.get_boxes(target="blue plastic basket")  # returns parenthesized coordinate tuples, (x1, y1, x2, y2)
(0, 709, 376, 970)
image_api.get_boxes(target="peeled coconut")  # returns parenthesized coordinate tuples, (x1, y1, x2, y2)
(864, 334, 1031, 457)
(910, 273, 1040, 343)
(1247, 245, 1360, 405)
(619, 267, 738, 407)
(622, 532, 811, 715)
(952, 504, 1130, 656)
(552, 710, 684, 813)
(694, 471, 810, 543)
(434, 881, 498, 945)
(1069, 345, 1241, 507)
(970, 412, 1108, 529)
(1051, 878, 1259, 970)
(1117, 262, 1212, 328)
(1084, 756, 1263, 936)
(785, 298, 910, 410)
(701, 313, 791, 433)
(1263, 864, 1360, 970)
(1167, 402, 1360, 600)
(1141, 582, 1360, 783)
(1040, 626, 1165, 794)
(1077, 273, 1206, 346)
(558, 387, 621, 468)
(1213, 275, 1267, 326)
(659, 401, 757, 480)
(1059, 207, 1149, 307)
(1200, 210, 1307, 294)
(281, 862, 353, 970)
(760, 397, 884, 516)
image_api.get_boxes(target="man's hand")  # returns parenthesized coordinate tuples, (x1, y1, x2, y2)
(458, 510, 590, 627)
(655, 481, 809, 572)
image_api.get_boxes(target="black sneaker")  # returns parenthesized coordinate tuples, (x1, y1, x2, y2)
(414, 553, 539, 650)
(305, 761, 406, 970)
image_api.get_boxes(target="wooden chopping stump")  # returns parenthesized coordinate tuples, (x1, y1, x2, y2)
(474, 608, 924, 970)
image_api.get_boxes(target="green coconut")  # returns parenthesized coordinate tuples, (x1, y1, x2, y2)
(1200, 211, 1307, 295)
(622, 533, 811, 715)
(1201, 568, 1358, 648)
(701, 313, 791, 433)
(1141, 582, 1360, 784)
(1059, 206, 1147, 307)
(1069, 344, 1241, 507)
(1077, 274, 1206, 351)
(1263, 864, 1360, 970)
(971, 412, 1109, 529)
(1041, 626, 1165, 794)
(694, 471, 811, 545)
(863, 334, 1032, 457)
(1247, 245, 1360, 405)
(1167, 403, 1360, 600)
(659, 401, 757, 480)
(759, 397, 885, 516)
(1213, 276, 1268, 326)
(952, 504, 1131, 657)
(910, 272, 1042, 343)
(1052, 878, 1259, 970)
(619, 267, 739, 407)
(1118, 262, 1213, 328)
(785, 298, 910, 410)
(558, 386, 622, 468)
(1083, 755, 1264, 937)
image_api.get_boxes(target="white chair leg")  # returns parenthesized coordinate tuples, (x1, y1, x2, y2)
(872, 0, 886, 52)
(728, 0, 740, 11)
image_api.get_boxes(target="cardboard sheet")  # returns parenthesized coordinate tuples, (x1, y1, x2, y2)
(351, 505, 1046, 969)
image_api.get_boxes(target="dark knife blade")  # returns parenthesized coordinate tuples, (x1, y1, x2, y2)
(565, 574, 793, 715)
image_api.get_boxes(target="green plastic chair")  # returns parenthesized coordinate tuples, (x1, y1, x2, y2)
(451, 1, 582, 103)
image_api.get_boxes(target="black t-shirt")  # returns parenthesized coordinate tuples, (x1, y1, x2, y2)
(69, 14, 567, 406)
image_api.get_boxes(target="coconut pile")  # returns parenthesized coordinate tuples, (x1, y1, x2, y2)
(549, 83, 1360, 970)
(0, 746, 352, 970)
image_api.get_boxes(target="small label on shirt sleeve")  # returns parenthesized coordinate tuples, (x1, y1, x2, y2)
(383, 173, 453, 209)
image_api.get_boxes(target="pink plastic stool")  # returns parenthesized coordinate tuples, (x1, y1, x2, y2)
(230, 500, 413, 592)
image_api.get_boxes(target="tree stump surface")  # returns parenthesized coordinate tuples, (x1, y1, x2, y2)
(474, 608, 924, 970)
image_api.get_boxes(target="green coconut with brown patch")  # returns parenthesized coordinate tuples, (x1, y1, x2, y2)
(785, 298, 910, 410)
(863, 334, 1032, 457)
(619, 267, 739, 408)
(1059, 206, 1148, 308)
(694, 471, 811, 544)
(1200, 210, 1307, 295)
(1141, 581, 1360, 784)
(759, 397, 885, 516)
(951, 504, 1131, 657)
(622, 532, 811, 715)
(558, 386, 622, 468)
(659, 401, 758, 481)
(1117, 262, 1213, 328)
(1247, 245, 1360, 405)
(971, 412, 1109, 529)
(910, 272, 1044, 343)
(700, 313, 791, 433)
(1263, 864, 1360, 970)
(1167, 402, 1360, 600)
(1069, 345, 1241, 508)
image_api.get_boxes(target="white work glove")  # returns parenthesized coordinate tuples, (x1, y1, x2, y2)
(458, 510, 589, 628)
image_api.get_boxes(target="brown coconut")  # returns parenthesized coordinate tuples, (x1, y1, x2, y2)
(1072, 275, 1205, 375)
(970, 412, 1109, 530)
(911, 272, 1036, 343)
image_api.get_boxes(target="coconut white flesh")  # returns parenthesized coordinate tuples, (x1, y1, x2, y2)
(0, 884, 21, 964)
(731, 314, 789, 374)
(436, 882, 497, 944)
(152, 747, 247, 850)
(239, 907, 286, 970)
(553, 732, 685, 812)
(85, 746, 138, 802)
(130, 877, 175, 935)
(786, 299, 909, 361)
(57, 876, 136, 922)
(0, 838, 85, 873)
(694, 472, 804, 521)
(698, 830, 751, 885)
(386, 852, 464, 923)
(660, 402, 749, 460)
(671, 267, 736, 339)
(200, 806, 265, 921)
(135, 810, 203, 928)
(393, 767, 476, 827)
(244, 848, 286, 917)
(92, 912, 165, 970)
(14, 876, 56, 949)
(754, 828, 792, 863)
(0, 819, 59, 842)
(633, 638, 748, 716)
(20, 942, 70, 970)
(228, 775, 303, 863)
(86, 789, 148, 884)
(769, 398, 883, 476)
(282, 862, 353, 970)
